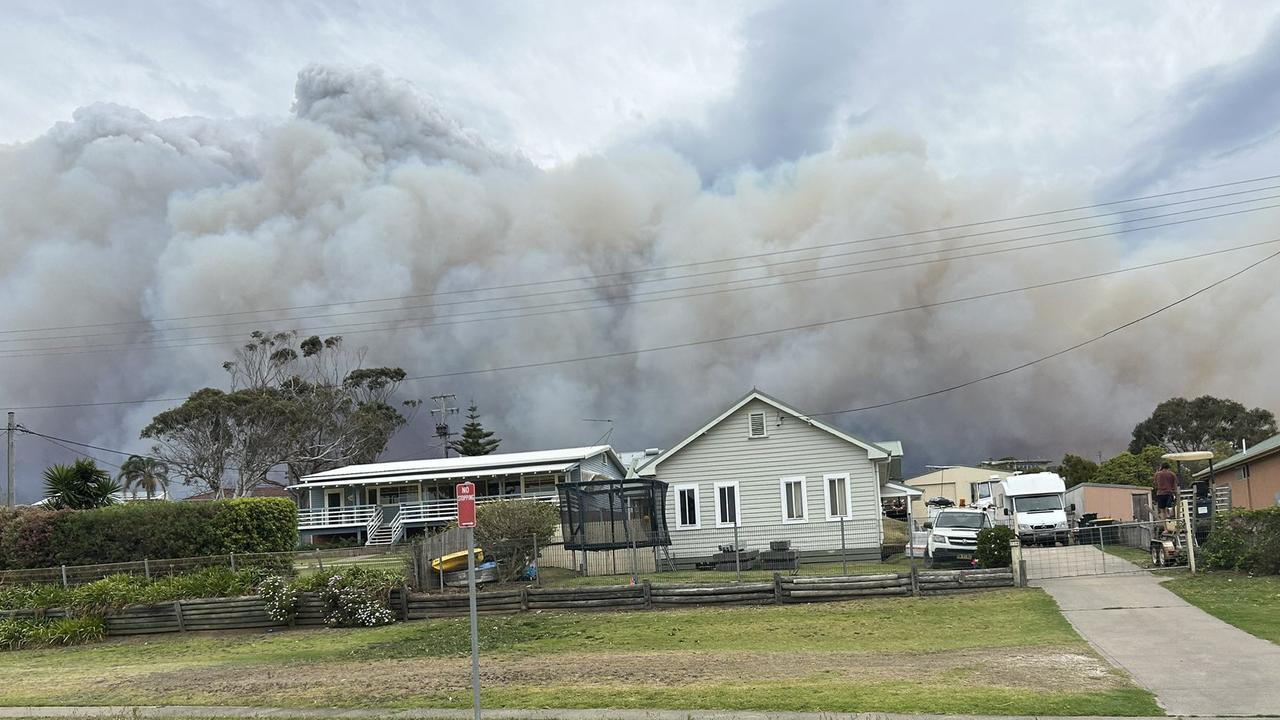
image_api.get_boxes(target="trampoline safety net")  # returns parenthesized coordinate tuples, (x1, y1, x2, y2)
(557, 478, 671, 551)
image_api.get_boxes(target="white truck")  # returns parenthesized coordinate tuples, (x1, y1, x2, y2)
(1000, 472, 1073, 546)
(924, 507, 993, 567)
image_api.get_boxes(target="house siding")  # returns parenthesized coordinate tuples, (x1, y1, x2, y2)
(579, 451, 624, 480)
(654, 398, 884, 563)
(1215, 453, 1280, 509)
(1065, 484, 1150, 522)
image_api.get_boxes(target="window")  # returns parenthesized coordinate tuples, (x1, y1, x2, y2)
(780, 476, 807, 523)
(824, 473, 851, 520)
(674, 484, 700, 529)
(715, 482, 741, 527)
(748, 411, 767, 438)
(1239, 464, 1251, 480)
(371, 485, 420, 505)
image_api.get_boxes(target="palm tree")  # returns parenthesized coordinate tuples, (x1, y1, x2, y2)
(117, 455, 169, 500)
(43, 459, 121, 510)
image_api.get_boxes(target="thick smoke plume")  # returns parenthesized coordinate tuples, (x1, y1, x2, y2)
(1, 65, 1277, 500)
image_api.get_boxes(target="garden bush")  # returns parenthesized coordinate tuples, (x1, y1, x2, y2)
(472, 499, 559, 581)
(0, 508, 65, 570)
(0, 616, 105, 651)
(295, 566, 403, 627)
(0, 498, 297, 569)
(0, 567, 260, 613)
(976, 525, 1015, 568)
(210, 498, 298, 553)
(1204, 507, 1280, 574)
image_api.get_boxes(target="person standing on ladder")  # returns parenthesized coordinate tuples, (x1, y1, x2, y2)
(1153, 462, 1179, 523)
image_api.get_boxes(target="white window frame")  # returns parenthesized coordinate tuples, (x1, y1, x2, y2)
(824, 473, 852, 521)
(747, 411, 768, 438)
(673, 483, 701, 530)
(714, 481, 742, 527)
(779, 476, 808, 523)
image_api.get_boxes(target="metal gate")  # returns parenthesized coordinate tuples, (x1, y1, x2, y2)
(1021, 520, 1188, 580)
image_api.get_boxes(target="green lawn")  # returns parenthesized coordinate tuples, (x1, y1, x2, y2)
(1097, 543, 1156, 568)
(0, 589, 1158, 716)
(1163, 572, 1280, 644)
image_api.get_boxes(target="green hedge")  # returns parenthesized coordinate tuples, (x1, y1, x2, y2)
(0, 498, 297, 569)
(1203, 507, 1280, 575)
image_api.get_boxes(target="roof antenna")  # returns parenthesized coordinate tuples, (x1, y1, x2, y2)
(582, 418, 614, 446)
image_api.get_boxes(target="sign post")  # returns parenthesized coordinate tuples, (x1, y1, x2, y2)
(457, 481, 480, 719)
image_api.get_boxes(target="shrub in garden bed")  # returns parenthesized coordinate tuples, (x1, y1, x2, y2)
(0, 567, 260, 613)
(291, 566, 403, 627)
(976, 525, 1015, 568)
(0, 616, 105, 651)
(1204, 507, 1280, 574)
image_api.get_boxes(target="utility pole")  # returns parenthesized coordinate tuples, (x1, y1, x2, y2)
(6, 412, 14, 508)
(430, 394, 459, 458)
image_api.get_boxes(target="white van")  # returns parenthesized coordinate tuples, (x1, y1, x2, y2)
(1000, 472, 1073, 546)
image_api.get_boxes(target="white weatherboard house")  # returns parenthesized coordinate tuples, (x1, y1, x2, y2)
(293, 446, 625, 546)
(637, 390, 910, 566)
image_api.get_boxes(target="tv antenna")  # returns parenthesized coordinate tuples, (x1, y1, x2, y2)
(582, 418, 615, 446)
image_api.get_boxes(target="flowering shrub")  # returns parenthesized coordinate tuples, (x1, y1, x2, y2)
(298, 567, 402, 628)
(258, 575, 299, 624)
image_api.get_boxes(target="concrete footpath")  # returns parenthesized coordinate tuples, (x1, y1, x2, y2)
(0, 709, 1229, 720)
(1035, 572, 1280, 716)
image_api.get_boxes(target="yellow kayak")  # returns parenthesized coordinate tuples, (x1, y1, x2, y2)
(431, 548, 484, 573)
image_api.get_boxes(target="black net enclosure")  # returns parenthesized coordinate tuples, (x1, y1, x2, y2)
(557, 478, 671, 551)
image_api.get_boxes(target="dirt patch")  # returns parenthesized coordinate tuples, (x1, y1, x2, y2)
(107, 646, 1122, 704)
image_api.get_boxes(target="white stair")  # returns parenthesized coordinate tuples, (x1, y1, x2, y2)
(366, 524, 397, 546)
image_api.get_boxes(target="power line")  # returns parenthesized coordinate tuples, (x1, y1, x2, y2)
(2, 201, 1278, 360)
(2, 238, 1275, 413)
(807, 247, 1280, 417)
(1, 173, 1277, 339)
(6, 185, 1278, 348)
(22, 427, 122, 470)
(16, 426, 288, 476)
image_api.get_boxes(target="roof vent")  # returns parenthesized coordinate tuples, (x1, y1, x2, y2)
(644, 448, 661, 456)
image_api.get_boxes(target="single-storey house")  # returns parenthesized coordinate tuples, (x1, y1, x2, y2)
(292, 446, 626, 545)
(636, 389, 909, 567)
(1195, 433, 1280, 510)
(1064, 482, 1152, 522)
(902, 466, 1011, 519)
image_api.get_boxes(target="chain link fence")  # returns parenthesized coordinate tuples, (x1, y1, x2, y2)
(406, 516, 910, 591)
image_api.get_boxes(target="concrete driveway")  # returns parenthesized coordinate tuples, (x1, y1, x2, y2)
(1034, 572, 1280, 716)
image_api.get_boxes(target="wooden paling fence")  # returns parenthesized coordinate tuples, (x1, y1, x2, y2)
(3, 568, 1013, 637)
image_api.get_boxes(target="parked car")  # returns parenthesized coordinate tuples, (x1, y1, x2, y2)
(925, 508, 992, 567)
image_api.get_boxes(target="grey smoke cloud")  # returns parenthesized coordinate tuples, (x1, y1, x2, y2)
(1, 64, 1278, 502)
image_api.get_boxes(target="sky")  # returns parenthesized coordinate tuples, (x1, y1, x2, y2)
(2, 1, 1280, 501)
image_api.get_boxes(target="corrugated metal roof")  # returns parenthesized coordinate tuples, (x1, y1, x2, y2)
(293, 462, 577, 489)
(874, 441, 904, 457)
(1194, 432, 1280, 477)
(299, 446, 614, 483)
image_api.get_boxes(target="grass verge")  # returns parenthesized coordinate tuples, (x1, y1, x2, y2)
(1162, 571, 1280, 644)
(0, 589, 1159, 716)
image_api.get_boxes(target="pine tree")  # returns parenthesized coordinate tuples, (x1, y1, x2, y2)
(449, 404, 501, 456)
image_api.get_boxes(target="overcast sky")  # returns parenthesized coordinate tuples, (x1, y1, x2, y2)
(2, 1, 1280, 500)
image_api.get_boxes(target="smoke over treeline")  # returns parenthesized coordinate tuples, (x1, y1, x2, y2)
(1, 65, 1277, 500)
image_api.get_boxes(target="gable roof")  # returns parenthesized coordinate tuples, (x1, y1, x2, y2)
(636, 390, 890, 476)
(299, 446, 622, 483)
(1194, 432, 1280, 478)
